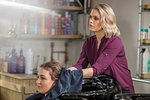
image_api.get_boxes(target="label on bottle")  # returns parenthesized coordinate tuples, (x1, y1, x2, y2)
(18, 60, 25, 73)
(147, 59, 150, 73)
(141, 29, 148, 39)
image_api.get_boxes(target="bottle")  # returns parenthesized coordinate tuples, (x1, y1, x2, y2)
(61, 17, 65, 35)
(18, 48, 25, 73)
(68, 14, 72, 35)
(20, 15, 28, 34)
(51, 24, 56, 35)
(51, 13, 56, 35)
(64, 12, 69, 35)
(33, 55, 40, 75)
(58, 14, 62, 35)
(147, 59, 150, 73)
(41, 13, 45, 35)
(48, 14, 52, 34)
(69, 0, 75, 6)
(8, 48, 18, 73)
(141, 29, 148, 39)
(25, 49, 34, 74)
(143, 47, 150, 74)
(29, 13, 39, 35)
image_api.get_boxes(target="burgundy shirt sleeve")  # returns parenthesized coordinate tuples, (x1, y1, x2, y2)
(93, 37, 122, 77)
(72, 40, 89, 69)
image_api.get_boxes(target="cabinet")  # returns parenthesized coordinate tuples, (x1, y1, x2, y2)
(136, 0, 150, 79)
(0, 72, 37, 100)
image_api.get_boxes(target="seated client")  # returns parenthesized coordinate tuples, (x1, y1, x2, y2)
(26, 61, 83, 100)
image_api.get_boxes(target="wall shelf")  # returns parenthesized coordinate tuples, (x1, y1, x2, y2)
(19, 34, 84, 39)
(45, 6, 83, 11)
(0, 34, 87, 39)
(139, 73, 150, 79)
(142, 4, 150, 10)
(141, 39, 150, 44)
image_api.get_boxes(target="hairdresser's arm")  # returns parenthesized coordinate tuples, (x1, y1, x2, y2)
(82, 68, 93, 78)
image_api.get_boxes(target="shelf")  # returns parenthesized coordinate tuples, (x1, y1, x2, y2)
(45, 6, 83, 11)
(0, 34, 12, 38)
(20, 34, 83, 39)
(139, 73, 150, 79)
(141, 39, 150, 44)
(142, 4, 150, 10)
(0, 34, 86, 39)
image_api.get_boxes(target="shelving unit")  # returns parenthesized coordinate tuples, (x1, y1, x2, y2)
(136, 0, 150, 79)
(0, 3, 89, 39)
(0, 0, 90, 70)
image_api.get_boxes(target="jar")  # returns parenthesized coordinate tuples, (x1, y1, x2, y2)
(141, 29, 148, 39)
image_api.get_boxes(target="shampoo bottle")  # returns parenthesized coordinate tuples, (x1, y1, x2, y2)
(18, 48, 25, 73)
(143, 47, 150, 74)
(25, 49, 34, 74)
(8, 48, 18, 73)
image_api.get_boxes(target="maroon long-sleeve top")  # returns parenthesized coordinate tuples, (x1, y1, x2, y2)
(73, 35, 135, 93)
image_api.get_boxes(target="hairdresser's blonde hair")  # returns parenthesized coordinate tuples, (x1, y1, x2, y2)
(93, 4, 120, 38)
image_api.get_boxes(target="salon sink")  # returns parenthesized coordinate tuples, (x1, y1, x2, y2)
(114, 93, 150, 100)
(59, 74, 121, 100)
(59, 75, 150, 100)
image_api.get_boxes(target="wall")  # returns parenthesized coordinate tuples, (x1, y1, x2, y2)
(92, 0, 150, 93)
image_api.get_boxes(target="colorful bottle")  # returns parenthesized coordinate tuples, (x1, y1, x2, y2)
(68, 14, 72, 35)
(61, 17, 65, 35)
(51, 24, 56, 35)
(69, 0, 75, 6)
(48, 14, 52, 34)
(58, 14, 62, 35)
(18, 48, 25, 73)
(8, 48, 18, 73)
(29, 13, 39, 35)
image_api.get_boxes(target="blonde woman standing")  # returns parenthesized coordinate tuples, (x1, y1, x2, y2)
(68, 3, 134, 94)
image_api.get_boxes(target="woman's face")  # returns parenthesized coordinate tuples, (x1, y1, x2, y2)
(89, 9, 102, 32)
(36, 67, 55, 94)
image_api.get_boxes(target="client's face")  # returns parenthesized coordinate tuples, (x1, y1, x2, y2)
(36, 67, 55, 95)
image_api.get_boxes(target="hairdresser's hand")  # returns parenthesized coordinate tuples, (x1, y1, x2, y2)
(67, 67, 77, 71)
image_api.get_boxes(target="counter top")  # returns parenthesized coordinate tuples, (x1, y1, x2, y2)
(0, 72, 37, 79)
